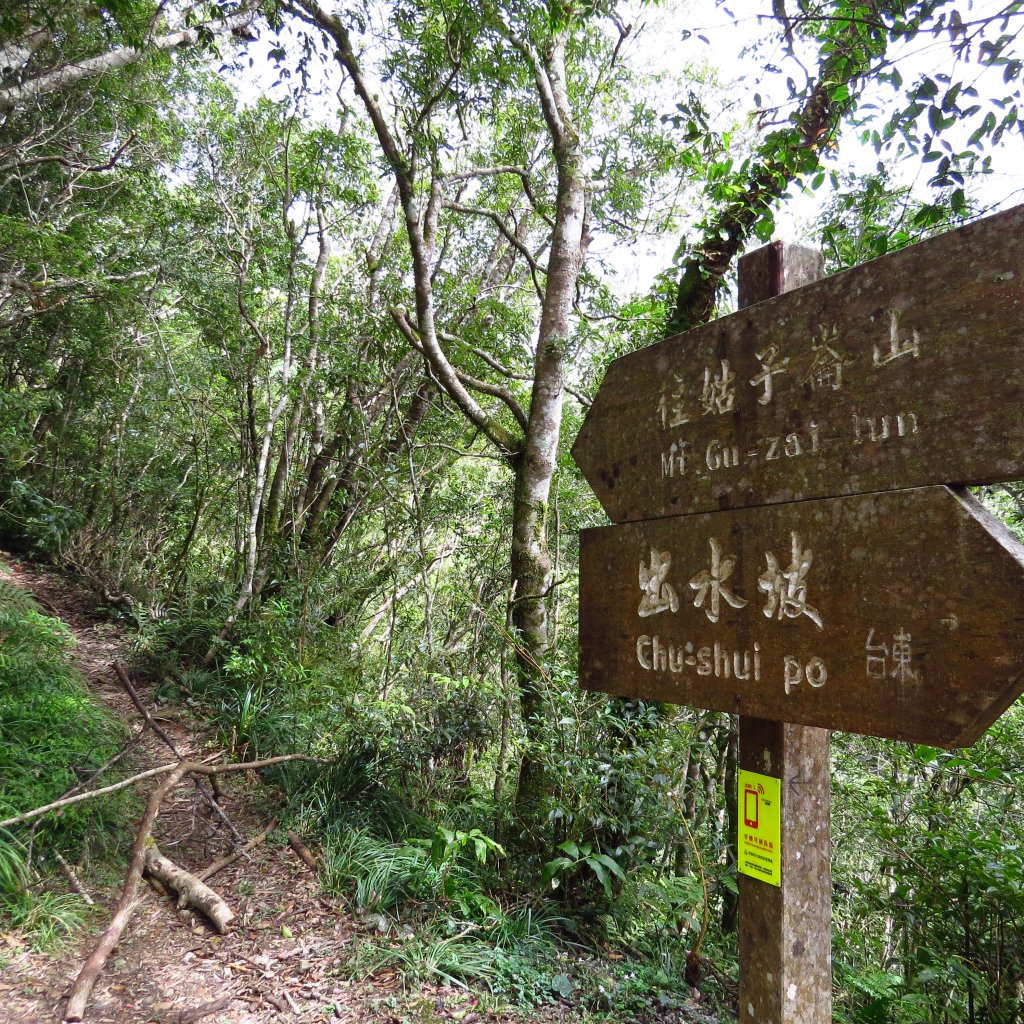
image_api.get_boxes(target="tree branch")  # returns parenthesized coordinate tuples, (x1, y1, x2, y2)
(390, 308, 529, 436)
(0, 754, 330, 831)
(504, 30, 566, 149)
(63, 764, 189, 1022)
(445, 164, 549, 221)
(667, 15, 877, 334)
(286, 0, 522, 461)
(443, 200, 546, 300)
(0, 12, 257, 112)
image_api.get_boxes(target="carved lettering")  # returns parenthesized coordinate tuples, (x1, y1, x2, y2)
(897, 412, 918, 437)
(660, 440, 690, 479)
(784, 654, 828, 694)
(636, 636, 762, 681)
(852, 410, 921, 445)
(706, 439, 740, 471)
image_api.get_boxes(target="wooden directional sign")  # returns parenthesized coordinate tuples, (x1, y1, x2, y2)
(579, 485, 1024, 747)
(572, 205, 1024, 524)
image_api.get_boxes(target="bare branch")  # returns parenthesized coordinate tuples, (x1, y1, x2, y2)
(0, 754, 330, 831)
(436, 330, 529, 381)
(391, 309, 529, 434)
(63, 764, 189, 1022)
(443, 200, 546, 301)
(445, 164, 549, 219)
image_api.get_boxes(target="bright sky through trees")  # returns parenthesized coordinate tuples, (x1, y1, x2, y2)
(595, 0, 1024, 292)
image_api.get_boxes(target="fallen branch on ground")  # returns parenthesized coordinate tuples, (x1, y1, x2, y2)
(0, 752, 329, 830)
(198, 817, 278, 882)
(144, 844, 235, 933)
(113, 661, 248, 849)
(53, 852, 94, 905)
(63, 764, 188, 1022)
(174, 995, 236, 1024)
(48, 756, 328, 1022)
(287, 831, 318, 872)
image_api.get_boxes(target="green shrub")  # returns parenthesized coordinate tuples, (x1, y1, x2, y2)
(0, 576, 131, 947)
(0, 479, 82, 556)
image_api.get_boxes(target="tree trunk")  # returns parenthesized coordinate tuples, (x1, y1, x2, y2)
(509, 30, 587, 820)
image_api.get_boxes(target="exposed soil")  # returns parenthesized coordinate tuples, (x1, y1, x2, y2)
(0, 555, 493, 1024)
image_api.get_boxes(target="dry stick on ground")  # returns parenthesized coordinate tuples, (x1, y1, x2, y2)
(112, 660, 248, 849)
(0, 753, 323, 830)
(0, 762, 195, 830)
(53, 852, 94, 905)
(287, 831, 318, 872)
(143, 844, 235, 933)
(174, 995, 236, 1024)
(27, 723, 149, 860)
(59, 754, 327, 1023)
(198, 817, 278, 882)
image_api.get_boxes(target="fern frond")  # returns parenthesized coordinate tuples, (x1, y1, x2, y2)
(0, 578, 39, 617)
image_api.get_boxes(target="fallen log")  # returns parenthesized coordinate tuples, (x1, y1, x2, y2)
(143, 844, 235, 933)
(56, 754, 329, 1023)
(63, 764, 188, 1023)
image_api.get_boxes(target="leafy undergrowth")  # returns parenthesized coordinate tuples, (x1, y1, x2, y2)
(0, 556, 730, 1022)
(149, 656, 733, 1021)
(0, 563, 134, 951)
(312, 826, 722, 1018)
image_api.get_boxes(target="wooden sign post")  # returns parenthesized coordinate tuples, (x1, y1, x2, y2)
(572, 208, 1024, 1024)
(737, 243, 830, 1024)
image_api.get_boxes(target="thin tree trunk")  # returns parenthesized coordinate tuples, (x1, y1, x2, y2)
(720, 715, 740, 933)
(509, 28, 588, 819)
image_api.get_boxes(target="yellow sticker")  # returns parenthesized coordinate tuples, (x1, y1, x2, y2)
(738, 769, 781, 887)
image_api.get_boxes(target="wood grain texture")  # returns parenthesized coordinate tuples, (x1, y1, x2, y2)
(739, 718, 831, 1024)
(735, 241, 831, 1024)
(572, 204, 1024, 523)
(578, 485, 1024, 747)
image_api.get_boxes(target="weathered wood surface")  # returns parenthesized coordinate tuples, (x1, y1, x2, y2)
(572, 204, 1024, 523)
(578, 484, 1024, 747)
(734, 240, 831, 1024)
(739, 718, 831, 1024)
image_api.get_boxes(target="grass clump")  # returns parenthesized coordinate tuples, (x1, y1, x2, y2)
(0, 572, 131, 948)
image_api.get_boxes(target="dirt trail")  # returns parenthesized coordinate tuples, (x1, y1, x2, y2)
(0, 555, 371, 1024)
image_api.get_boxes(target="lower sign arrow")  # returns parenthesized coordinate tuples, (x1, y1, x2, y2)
(579, 486, 1024, 747)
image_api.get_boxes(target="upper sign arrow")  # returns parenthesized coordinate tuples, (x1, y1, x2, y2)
(572, 205, 1024, 523)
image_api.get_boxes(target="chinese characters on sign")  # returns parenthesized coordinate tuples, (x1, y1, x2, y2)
(641, 533, 825, 631)
(579, 486, 1024, 747)
(866, 628, 919, 684)
(630, 524, 928, 701)
(654, 319, 908, 429)
(688, 538, 746, 624)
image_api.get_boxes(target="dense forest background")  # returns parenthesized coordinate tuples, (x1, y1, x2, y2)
(2, 1, 1024, 1021)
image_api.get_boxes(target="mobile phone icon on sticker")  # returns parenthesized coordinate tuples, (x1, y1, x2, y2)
(744, 787, 759, 829)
